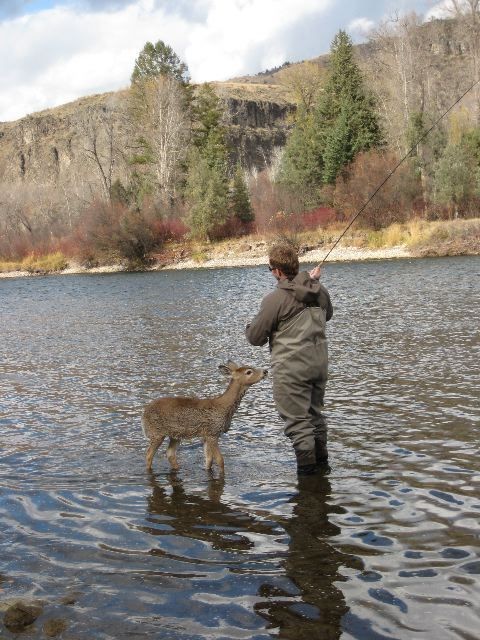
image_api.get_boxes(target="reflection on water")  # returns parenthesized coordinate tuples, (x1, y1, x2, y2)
(0, 256, 479, 639)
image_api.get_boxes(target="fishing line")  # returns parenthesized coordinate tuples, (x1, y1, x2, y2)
(319, 77, 480, 265)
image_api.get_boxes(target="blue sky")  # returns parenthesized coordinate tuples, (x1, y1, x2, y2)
(0, 0, 447, 122)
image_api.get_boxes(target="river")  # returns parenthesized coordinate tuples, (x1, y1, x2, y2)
(0, 256, 479, 639)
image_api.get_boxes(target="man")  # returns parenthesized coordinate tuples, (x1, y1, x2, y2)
(246, 242, 333, 476)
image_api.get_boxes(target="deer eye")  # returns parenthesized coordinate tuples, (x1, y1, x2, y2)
(246, 369, 253, 375)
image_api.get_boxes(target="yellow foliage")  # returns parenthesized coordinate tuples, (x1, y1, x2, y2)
(21, 252, 68, 273)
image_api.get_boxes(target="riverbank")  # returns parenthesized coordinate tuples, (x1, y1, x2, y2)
(1, 217, 479, 278)
(0, 244, 412, 278)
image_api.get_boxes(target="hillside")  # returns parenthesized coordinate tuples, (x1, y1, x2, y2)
(0, 16, 478, 194)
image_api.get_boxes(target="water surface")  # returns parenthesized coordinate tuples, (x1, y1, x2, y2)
(0, 256, 479, 639)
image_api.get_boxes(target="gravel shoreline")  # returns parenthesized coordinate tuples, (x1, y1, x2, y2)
(0, 245, 413, 279)
(163, 245, 412, 270)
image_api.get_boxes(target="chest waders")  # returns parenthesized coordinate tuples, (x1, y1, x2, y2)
(271, 306, 329, 468)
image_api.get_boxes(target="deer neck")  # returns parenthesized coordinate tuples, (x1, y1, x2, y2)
(219, 379, 247, 418)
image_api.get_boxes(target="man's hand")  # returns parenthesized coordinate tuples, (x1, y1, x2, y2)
(309, 265, 321, 280)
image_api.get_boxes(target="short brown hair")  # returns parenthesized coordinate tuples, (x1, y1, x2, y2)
(268, 242, 299, 277)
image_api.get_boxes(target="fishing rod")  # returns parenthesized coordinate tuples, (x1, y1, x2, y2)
(319, 77, 480, 266)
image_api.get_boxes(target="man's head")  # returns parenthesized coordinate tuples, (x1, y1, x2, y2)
(268, 243, 299, 279)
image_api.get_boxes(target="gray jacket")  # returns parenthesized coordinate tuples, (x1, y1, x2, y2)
(246, 271, 333, 353)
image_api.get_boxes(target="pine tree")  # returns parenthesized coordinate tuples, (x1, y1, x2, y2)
(321, 107, 351, 184)
(186, 149, 229, 239)
(186, 84, 231, 238)
(231, 164, 253, 222)
(277, 108, 323, 203)
(192, 83, 225, 151)
(279, 30, 382, 197)
(315, 30, 382, 184)
(433, 144, 477, 216)
(131, 40, 189, 85)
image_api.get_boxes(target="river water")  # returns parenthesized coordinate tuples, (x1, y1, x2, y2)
(0, 256, 479, 639)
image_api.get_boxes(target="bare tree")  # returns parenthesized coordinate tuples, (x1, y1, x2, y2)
(366, 12, 429, 153)
(80, 96, 126, 201)
(129, 75, 190, 202)
(276, 61, 326, 113)
(0, 182, 67, 258)
(445, 0, 480, 121)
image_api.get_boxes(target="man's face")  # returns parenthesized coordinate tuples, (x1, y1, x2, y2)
(269, 265, 281, 280)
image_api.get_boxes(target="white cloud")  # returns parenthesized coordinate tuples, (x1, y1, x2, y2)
(185, 0, 331, 81)
(348, 17, 375, 39)
(425, 1, 451, 20)
(0, 0, 335, 121)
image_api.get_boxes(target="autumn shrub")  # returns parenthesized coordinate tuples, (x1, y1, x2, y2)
(249, 169, 305, 232)
(208, 216, 254, 241)
(148, 216, 189, 243)
(334, 150, 422, 229)
(73, 200, 157, 265)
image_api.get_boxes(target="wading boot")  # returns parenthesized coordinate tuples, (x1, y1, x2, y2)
(315, 439, 329, 467)
(295, 449, 317, 476)
(297, 463, 317, 476)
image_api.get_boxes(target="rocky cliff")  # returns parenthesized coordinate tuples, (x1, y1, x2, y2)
(0, 81, 294, 196)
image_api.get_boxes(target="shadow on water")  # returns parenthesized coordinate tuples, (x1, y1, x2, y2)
(145, 470, 354, 640)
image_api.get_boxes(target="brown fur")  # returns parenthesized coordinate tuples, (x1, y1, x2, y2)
(142, 361, 267, 474)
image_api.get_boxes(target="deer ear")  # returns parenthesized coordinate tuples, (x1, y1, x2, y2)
(218, 364, 232, 376)
(226, 359, 238, 370)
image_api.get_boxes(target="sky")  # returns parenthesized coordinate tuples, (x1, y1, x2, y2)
(0, 0, 449, 122)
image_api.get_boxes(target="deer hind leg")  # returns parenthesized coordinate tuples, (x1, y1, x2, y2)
(146, 437, 165, 471)
(204, 437, 224, 475)
(166, 437, 180, 470)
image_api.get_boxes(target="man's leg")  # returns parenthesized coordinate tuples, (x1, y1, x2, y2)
(310, 378, 328, 465)
(273, 372, 316, 474)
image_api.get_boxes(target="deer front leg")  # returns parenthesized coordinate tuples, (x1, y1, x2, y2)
(204, 437, 224, 475)
(166, 437, 180, 470)
(213, 441, 225, 475)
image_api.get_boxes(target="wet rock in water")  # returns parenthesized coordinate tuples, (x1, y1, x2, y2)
(59, 592, 81, 606)
(43, 617, 68, 637)
(3, 601, 43, 632)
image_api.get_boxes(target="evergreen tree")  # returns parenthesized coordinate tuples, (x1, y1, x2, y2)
(192, 83, 225, 151)
(315, 30, 382, 184)
(231, 164, 253, 222)
(131, 40, 189, 85)
(433, 144, 477, 216)
(462, 126, 480, 166)
(321, 107, 352, 184)
(279, 30, 382, 197)
(277, 108, 323, 204)
(186, 84, 231, 238)
(186, 149, 229, 239)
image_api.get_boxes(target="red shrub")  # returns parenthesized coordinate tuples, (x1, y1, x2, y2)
(149, 217, 189, 243)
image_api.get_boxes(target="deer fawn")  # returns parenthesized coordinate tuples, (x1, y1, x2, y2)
(142, 361, 267, 474)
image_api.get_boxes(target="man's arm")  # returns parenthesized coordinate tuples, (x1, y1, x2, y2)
(245, 292, 279, 346)
(310, 267, 333, 321)
(326, 293, 333, 321)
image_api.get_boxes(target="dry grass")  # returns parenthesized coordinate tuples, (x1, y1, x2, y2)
(211, 81, 292, 105)
(0, 252, 67, 274)
(327, 218, 480, 253)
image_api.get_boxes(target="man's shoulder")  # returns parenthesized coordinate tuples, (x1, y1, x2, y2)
(262, 287, 288, 305)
